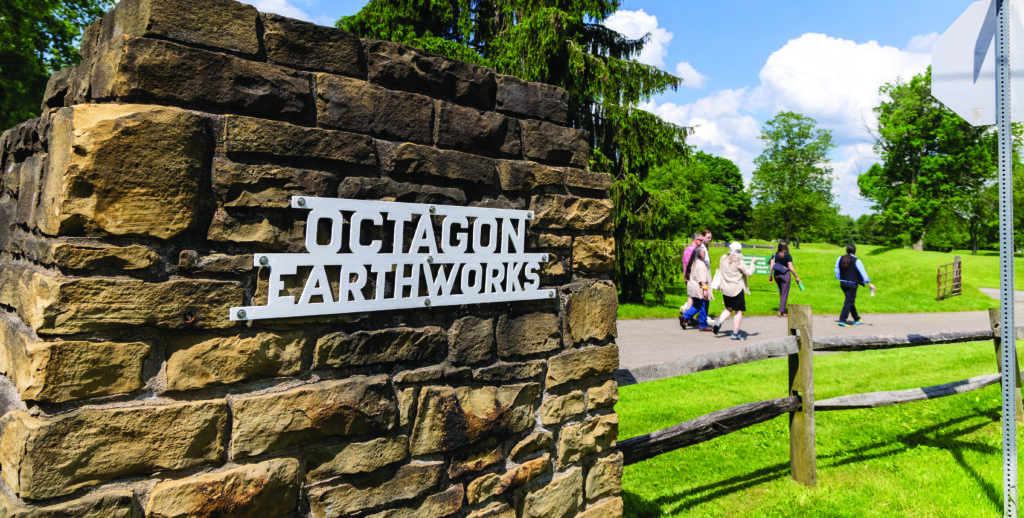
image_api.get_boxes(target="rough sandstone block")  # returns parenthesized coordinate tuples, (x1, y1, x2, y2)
(510, 431, 554, 462)
(521, 119, 589, 167)
(449, 443, 503, 479)
(101, 0, 259, 56)
(39, 104, 209, 239)
(586, 451, 623, 501)
(263, 14, 364, 77)
(410, 383, 540, 455)
(435, 101, 522, 158)
(91, 37, 311, 123)
(178, 251, 253, 273)
(449, 316, 495, 365)
(567, 282, 619, 344)
(307, 462, 443, 517)
(495, 312, 561, 358)
(146, 458, 300, 518)
(588, 380, 619, 410)
(207, 208, 307, 252)
(0, 488, 133, 518)
(316, 326, 447, 368)
(213, 158, 340, 209)
(0, 312, 150, 402)
(566, 168, 613, 191)
(530, 194, 614, 231)
(317, 73, 434, 144)
(0, 401, 228, 499)
(0, 263, 240, 335)
(222, 115, 377, 165)
(365, 484, 464, 518)
(546, 345, 619, 389)
(338, 176, 468, 205)
(473, 360, 545, 382)
(166, 330, 305, 391)
(521, 466, 583, 518)
(495, 74, 568, 124)
(366, 40, 496, 110)
(573, 235, 615, 273)
(49, 243, 158, 270)
(231, 375, 395, 458)
(496, 160, 564, 191)
(467, 502, 516, 518)
(466, 454, 549, 504)
(557, 414, 618, 468)
(15, 154, 44, 228)
(378, 141, 500, 187)
(540, 390, 586, 425)
(304, 435, 409, 483)
(397, 387, 417, 428)
(578, 497, 624, 518)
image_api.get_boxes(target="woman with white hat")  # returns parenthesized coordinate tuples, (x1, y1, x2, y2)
(713, 241, 755, 340)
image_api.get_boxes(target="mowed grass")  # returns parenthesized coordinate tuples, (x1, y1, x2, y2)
(618, 340, 1021, 517)
(619, 243, 1020, 319)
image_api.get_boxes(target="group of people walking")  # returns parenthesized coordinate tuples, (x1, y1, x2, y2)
(678, 236, 878, 339)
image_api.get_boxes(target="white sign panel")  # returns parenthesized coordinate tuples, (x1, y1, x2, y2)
(230, 197, 555, 321)
(932, 0, 1024, 126)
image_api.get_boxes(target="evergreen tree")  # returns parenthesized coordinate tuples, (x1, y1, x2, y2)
(748, 111, 836, 242)
(1, 0, 112, 130)
(338, 0, 690, 303)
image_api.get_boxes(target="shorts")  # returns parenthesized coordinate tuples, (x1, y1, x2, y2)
(722, 292, 746, 312)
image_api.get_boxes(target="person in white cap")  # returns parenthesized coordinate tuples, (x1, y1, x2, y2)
(713, 241, 755, 340)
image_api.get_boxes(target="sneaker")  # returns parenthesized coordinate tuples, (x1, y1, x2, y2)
(852, 320, 862, 325)
(679, 314, 687, 330)
(712, 323, 721, 335)
(731, 333, 746, 340)
(838, 321, 849, 327)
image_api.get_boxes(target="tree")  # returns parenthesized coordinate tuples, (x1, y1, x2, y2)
(0, 0, 112, 130)
(643, 152, 750, 240)
(859, 67, 997, 251)
(748, 111, 836, 242)
(338, 0, 690, 303)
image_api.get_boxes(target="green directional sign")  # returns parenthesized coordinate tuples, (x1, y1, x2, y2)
(742, 255, 771, 275)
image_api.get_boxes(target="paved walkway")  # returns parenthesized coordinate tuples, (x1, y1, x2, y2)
(616, 291, 1024, 385)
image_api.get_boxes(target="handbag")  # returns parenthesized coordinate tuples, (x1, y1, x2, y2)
(771, 261, 789, 274)
(710, 269, 722, 291)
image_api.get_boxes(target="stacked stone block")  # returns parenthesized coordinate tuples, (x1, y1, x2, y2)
(0, 0, 621, 515)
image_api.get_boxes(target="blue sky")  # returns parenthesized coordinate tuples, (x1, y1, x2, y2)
(242, 0, 977, 217)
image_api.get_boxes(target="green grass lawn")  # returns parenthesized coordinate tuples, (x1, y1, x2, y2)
(619, 243, 1021, 319)
(618, 340, 1022, 517)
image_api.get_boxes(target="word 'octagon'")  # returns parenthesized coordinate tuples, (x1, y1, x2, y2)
(230, 197, 554, 321)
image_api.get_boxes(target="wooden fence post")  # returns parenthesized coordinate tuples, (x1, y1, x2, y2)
(989, 307, 1023, 423)
(787, 304, 816, 486)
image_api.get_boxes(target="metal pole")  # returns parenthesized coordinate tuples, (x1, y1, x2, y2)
(996, 0, 1018, 515)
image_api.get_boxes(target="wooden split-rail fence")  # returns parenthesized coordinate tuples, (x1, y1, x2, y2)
(617, 304, 1023, 486)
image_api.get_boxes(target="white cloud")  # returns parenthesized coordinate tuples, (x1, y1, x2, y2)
(675, 61, 707, 88)
(604, 10, 673, 69)
(642, 32, 932, 216)
(240, 0, 314, 22)
(748, 33, 930, 140)
(906, 32, 940, 54)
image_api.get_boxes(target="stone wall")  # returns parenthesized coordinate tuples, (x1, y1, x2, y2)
(0, 0, 622, 516)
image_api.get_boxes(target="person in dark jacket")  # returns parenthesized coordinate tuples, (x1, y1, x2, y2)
(768, 241, 801, 317)
(834, 244, 877, 326)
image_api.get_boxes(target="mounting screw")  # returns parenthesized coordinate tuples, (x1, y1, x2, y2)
(541, 254, 548, 262)
(527, 211, 535, 220)
(424, 298, 431, 307)
(426, 255, 434, 264)
(259, 256, 269, 266)
(429, 206, 436, 215)
(549, 291, 556, 298)
(236, 309, 247, 320)
(296, 198, 306, 208)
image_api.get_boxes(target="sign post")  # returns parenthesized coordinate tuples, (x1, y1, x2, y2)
(933, 1, 1018, 515)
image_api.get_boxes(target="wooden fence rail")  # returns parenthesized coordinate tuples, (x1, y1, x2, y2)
(619, 305, 1022, 487)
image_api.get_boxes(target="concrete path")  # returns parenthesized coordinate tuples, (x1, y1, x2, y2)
(615, 290, 1024, 385)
